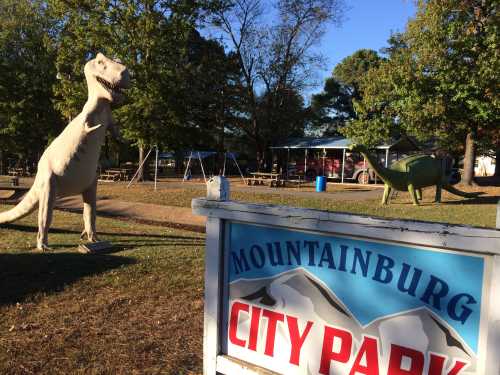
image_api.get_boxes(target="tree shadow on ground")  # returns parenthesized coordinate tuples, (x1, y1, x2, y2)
(1, 223, 203, 241)
(475, 176, 500, 187)
(443, 195, 500, 205)
(0, 252, 135, 306)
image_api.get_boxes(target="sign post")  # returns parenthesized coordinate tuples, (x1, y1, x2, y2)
(193, 191, 500, 375)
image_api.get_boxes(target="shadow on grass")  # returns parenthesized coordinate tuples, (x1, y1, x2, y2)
(0, 252, 135, 306)
(444, 195, 500, 205)
(475, 176, 500, 187)
(2, 223, 203, 241)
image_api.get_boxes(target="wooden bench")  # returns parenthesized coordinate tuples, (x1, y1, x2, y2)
(8, 168, 24, 177)
(98, 170, 122, 182)
(247, 172, 284, 187)
(283, 176, 305, 187)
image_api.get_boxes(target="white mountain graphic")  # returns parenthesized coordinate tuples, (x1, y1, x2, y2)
(230, 268, 476, 375)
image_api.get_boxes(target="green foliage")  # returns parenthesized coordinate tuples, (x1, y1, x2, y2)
(0, 0, 330, 169)
(332, 49, 382, 100)
(49, 0, 237, 154)
(257, 88, 308, 145)
(311, 49, 381, 136)
(0, 0, 61, 158)
(345, 0, 499, 157)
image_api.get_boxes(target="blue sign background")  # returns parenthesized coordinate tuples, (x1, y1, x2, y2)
(229, 222, 485, 353)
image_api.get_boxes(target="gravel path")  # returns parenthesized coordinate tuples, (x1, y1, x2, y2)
(55, 195, 207, 231)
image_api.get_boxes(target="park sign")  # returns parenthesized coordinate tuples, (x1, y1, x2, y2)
(192, 190, 500, 375)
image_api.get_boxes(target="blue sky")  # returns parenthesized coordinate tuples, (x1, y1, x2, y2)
(312, 0, 416, 94)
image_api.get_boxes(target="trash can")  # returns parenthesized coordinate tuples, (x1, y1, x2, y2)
(315, 176, 326, 192)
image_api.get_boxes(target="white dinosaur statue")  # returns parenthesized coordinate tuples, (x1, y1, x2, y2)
(0, 53, 130, 251)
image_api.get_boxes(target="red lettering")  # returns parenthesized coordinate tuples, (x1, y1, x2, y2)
(262, 309, 285, 357)
(349, 336, 379, 375)
(229, 302, 249, 347)
(287, 316, 313, 366)
(248, 306, 262, 351)
(447, 360, 468, 375)
(388, 344, 424, 375)
(319, 326, 352, 375)
(429, 354, 468, 375)
(429, 353, 446, 375)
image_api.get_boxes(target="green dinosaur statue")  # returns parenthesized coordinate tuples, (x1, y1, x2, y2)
(350, 145, 479, 205)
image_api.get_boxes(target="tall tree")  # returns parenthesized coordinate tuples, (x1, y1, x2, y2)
(311, 49, 381, 135)
(49, 0, 228, 179)
(345, 0, 499, 185)
(0, 0, 61, 173)
(212, 0, 345, 168)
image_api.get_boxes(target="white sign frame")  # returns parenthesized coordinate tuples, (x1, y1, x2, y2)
(192, 198, 500, 375)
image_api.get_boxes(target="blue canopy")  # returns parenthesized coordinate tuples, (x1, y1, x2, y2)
(159, 151, 239, 159)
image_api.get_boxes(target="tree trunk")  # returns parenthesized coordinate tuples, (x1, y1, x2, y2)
(255, 141, 265, 172)
(495, 147, 500, 177)
(462, 132, 476, 186)
(0, 150, 4, 175)
(256, 148, 262, 172)
(138, 145, 145, 182)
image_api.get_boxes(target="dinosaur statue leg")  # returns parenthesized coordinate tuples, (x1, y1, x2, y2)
(81, 179, 99, 242)
(434, 182, 443, 203)
(416, 188, 422, 201)
(382, 184, 392, 205)
(408, 184, 419, 205)
(37, 175, 57, 251)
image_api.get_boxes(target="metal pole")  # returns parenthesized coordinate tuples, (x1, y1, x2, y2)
(127, 147, 153, 188)
(222, 152, 227, 176)
(231, 153, 246, 184)
(341, 148, 346, 184)
(304, 149, 308, 176)
(182, 151, 193, 184)
(154, 146, 159, 191)
(363, 157, 367, 184)
(322, 148, 326, 176)
(286, 148, 290, 179)
(497, 199, 500, 229)
(198, 152, 207, 183)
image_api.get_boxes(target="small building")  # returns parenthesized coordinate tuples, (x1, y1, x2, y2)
(271, 136, 420, 183)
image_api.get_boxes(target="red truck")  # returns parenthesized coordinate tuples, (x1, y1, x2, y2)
(292, 153, 374, 183)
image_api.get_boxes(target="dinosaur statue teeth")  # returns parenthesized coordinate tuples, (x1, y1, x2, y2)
(96, 76, 124, 94)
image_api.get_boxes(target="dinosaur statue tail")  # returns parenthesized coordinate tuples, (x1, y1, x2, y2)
(0, 186, 39, 224)
(443, 185, 481, 198)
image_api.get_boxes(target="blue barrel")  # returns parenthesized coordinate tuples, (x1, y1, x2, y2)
(315, 176, 326, 192)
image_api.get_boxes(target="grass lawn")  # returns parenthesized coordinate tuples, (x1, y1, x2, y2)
(0, 179, 498, 374)
(97, 181, 500, 228)
(0, 206, 205, 374)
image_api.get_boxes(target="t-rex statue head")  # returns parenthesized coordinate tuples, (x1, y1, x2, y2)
(84, 52, 130, 103)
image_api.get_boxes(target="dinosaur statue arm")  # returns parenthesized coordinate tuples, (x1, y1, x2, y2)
(85, 122, 103, 134)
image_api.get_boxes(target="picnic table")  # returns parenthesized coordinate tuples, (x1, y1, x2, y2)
(247, 172, 285, 187)
(8, 168, 25, 177)
(98, 168, 134, 182)
(283, 174, 305, 187)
